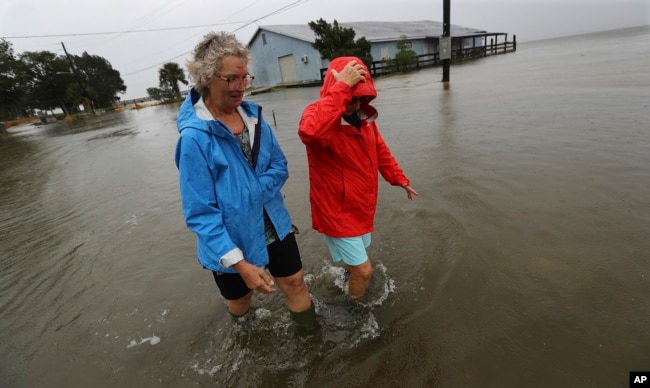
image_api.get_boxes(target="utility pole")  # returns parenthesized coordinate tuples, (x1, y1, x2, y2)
(442, 0, 451, 82)
(60, 42, 96, 115)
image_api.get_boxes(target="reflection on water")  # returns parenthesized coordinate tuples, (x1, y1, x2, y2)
(1, 26, 649, 387)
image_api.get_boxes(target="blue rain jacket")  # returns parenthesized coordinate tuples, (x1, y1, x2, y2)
(175, 89, 292, 273)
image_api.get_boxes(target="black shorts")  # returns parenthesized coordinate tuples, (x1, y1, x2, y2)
(212, 232, 302, 300)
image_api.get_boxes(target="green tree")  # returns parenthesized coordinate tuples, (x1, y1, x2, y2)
(308, 19, 373, 68)
(147, 85, 176, 102)
(2, 45, 127, 117)
(0, 39, 26, 119)
(72, 51, 126, 108)
(146, 87, 164, 101)
(395, 35, 418, 72)
(19, 51, 74, 114)
(158, 62, 187, 100)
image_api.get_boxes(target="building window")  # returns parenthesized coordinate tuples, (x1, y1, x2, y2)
(262, 33, 267, 45)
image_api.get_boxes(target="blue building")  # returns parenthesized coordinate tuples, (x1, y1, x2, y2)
(246, 20, 501, 88)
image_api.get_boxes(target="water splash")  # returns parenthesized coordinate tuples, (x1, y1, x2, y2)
(126, 335, 160, 348)
(187, 261, 397, 383)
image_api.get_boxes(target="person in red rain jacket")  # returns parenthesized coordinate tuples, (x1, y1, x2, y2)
(298, 56, 418, 302)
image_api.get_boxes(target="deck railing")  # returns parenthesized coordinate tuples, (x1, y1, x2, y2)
(320, 38, 517, 80)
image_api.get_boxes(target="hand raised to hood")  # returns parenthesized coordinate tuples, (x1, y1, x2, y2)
(331, 60, 367, 88)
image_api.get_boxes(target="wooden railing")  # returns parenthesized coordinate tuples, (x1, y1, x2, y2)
(452, 39, 517, 62)
(320, 38, 517, 80)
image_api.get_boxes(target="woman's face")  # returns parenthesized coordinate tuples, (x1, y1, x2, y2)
(206, 55, 249, 111)
(344, 96, 367, 115)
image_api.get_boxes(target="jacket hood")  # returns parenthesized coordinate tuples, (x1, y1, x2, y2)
(321, 56, 377, 103)
(177, 88, 204, 134)
(177, 88, 259, 137)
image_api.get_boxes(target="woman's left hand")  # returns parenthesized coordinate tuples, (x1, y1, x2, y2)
(402, 185, 418, 200)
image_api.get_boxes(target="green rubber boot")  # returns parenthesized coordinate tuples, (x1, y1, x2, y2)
(289, 302, 318, 334)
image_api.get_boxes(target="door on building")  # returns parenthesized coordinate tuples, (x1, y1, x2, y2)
(278, 54, 297, 84)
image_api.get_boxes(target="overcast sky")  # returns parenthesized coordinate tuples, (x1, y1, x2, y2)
(2, 0, 648, 100)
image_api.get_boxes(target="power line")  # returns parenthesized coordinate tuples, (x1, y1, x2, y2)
(2, 0, 309, 41)
(2, 20, 254, 39)
(123, 0, 311, 76)
(4, 0, 313, 95)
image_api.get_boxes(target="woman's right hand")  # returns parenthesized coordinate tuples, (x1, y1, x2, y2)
(331, 60, 367, 87)
(233, 260, 277, 294)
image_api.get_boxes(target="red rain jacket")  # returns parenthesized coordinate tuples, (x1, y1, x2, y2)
(298, 56, 410, 238)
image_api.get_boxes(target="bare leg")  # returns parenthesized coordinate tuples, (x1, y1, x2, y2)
(346, 259, 373, 299)
(226, 291, 253, 317)
(275, 269, 317, 332)
(274, 268, 312, 312)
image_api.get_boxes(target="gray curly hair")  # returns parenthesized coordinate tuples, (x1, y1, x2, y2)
(186, 31, 249, 95)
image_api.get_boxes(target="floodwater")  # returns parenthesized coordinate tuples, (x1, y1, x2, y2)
(1, 26, 649, 387)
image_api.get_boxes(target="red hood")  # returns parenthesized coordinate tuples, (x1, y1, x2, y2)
(320, 56, 377, 103)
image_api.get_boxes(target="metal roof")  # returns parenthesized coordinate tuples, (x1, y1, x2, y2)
(249, 20, 487, 45)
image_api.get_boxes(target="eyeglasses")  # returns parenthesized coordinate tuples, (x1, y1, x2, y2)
(216, 73, 255, 89)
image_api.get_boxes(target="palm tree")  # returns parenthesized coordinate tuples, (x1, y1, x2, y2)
(158, 62, 188, 99)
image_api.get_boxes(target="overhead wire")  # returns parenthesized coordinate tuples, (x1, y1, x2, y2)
(2, 20, 256, 39)
(2, 0, 313, 96)
(122, 0, 311, 76)
(3, 0, 310, 62)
